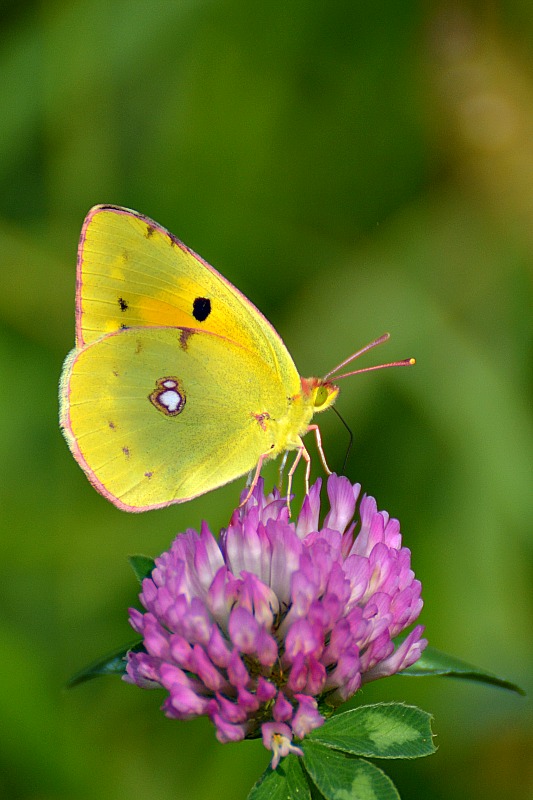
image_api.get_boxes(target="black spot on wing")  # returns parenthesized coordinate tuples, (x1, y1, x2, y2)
(145, 224, 155, 239)
(193, 297, 211, 322)
(118, 297, 128, 311)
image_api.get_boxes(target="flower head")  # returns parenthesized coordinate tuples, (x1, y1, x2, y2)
(125, 475, 426, 767)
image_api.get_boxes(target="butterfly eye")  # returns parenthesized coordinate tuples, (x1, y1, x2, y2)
(313, 383, 338, 411)
(314, 385, 329, 408)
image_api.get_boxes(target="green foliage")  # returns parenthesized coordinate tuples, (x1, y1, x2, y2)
(248, 701, 433, 800)
(66, 641, 143, 687)
(306, 704, 435, 760)
(302, 749, 400, 800)
(402, 647, 525, 696)
(248, 755, 310, 800)
(128, 554, 156, 583)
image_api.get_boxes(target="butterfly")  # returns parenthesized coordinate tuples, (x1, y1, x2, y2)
(59, 205, 414, 512)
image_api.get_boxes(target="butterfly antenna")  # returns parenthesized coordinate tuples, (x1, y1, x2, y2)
(332, 406, 353, 472)
(324, 332, 415, 381)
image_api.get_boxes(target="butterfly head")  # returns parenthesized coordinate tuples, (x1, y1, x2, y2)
(301, 377, 340, 413)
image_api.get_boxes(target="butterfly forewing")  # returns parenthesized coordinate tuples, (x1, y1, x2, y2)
(76, 206, 298, 389)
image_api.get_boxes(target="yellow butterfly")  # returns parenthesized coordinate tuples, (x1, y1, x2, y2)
(59, 206, 414, 512)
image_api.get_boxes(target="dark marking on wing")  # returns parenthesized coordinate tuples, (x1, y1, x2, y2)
(145, 224, 155, 239)
(168, 232, 180, 247)
(109, 421, 116, 429)
(122, 446, 130, 458)
(252, 412, 271, 432)
(149, 377, 186, 417)
(144, 471, 153, 479)
(118, 297, 128, 311)
(120, 323, 129, 330)
(193, 297, 211, 322)
(179, 329, 194, 350)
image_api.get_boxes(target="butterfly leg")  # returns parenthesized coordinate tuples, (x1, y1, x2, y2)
(278, 449, 289, 488)
(308, 424, 332, 475)
(241, 426, 328, 512)
(286, 440, 312, 511)
(239, 451, 271, 507)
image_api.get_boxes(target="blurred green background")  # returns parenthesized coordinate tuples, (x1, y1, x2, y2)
(1, 1, 532, 798)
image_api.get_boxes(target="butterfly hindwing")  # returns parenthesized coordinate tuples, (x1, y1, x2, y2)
(60, 326, 291, 511)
